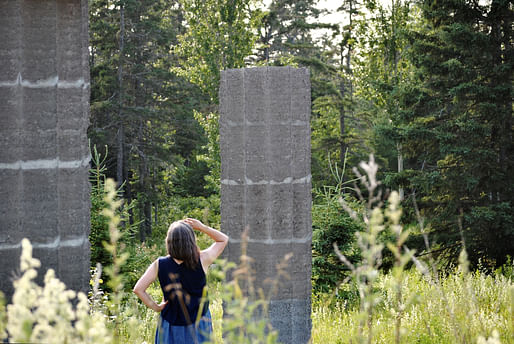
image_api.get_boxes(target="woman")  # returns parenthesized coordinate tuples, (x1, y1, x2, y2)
(133, 218, 229, 344)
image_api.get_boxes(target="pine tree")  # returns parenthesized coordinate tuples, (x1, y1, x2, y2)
(395, 0, 514, 267)
(89, 0, 210, 240)
(353, 0, 420, 193)
(256, 0, 326, 64)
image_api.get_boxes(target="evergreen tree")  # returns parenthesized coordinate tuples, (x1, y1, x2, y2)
(306, 0, 373, 188)
(395, 0, 514, 267)
(89, 0, 210, 240)
(256, 0, 326, 64)
(353, 0, 420, 193)
(174, 0, 259, 101)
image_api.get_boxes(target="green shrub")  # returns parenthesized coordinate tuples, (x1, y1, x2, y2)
(311, 154, 364, 293)
(312, 188, 362, 293)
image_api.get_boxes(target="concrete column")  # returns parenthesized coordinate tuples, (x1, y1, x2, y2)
(0, 0, 90, 298)
(220, 67, 312, 343)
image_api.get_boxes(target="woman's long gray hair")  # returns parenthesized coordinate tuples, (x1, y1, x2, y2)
(166, 221, 199, 269)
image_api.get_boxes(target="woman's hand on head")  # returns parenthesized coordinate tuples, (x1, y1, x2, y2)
(183, 218, 206, 231)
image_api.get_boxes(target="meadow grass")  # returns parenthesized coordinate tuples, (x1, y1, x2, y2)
(2, 236, 512, 344)
(117, 267, 513, 344)
(311, 269, 513, 344)
(2, 169, 513, 343)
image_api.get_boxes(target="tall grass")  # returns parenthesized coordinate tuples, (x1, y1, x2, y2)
(316, 155, 514, 344)
(1, 158, 513, 343)
(312, 269, 513, 344)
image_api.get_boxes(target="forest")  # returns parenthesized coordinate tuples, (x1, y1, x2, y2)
(87, 0, 513, 274)
(2, 0, 513, 343)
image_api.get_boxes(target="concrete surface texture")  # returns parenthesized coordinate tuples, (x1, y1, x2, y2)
(219, 67, 312, 343)
(0, 0, 90, 299)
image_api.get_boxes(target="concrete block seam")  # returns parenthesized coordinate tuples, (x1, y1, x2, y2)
(219, 119, 310, 127)
(269, 298, 312, 305)
(221, 174, 311, 186)
(0, 73, 90, 89)
(0, 156, 90, 170)
(0, 234, 88, 250)
(228, 236, 312, 244)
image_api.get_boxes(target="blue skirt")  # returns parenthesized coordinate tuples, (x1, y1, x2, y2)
(155, 310, 212, 344)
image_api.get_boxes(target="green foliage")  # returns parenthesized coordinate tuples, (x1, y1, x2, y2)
(89, 0, 212, 240)
(194, 110, 221, 194)
(171, 155, 211, 197)
(255, 0, 325, 64)
(312, 187, 362, 293)
(173, 0, 261, 102)
(172, 0, 261, 194)
(89, 145, 111, 268)
(495, 256, 514, 281)
(89, 145, 137, 273)
(0, 292, 5, 341)
(311, 97, 346, 188)
(351, 0, 514, 269)
(207, 260, 280, 344)
(390, 0, 514, 267)
(352, 0, 422, 176)
(335, 155, 394, 343)
(321, 154, 514, 343)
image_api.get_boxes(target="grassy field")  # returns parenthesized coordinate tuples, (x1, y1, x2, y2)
(2, 180, 512, 343)
(123, 268, 514, 344)
(2, 239, 513, 344)
(310, 270, 513, 344)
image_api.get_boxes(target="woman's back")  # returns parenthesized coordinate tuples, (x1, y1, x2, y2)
(157, 256, 208, 326)
(133, 219, 228, 344)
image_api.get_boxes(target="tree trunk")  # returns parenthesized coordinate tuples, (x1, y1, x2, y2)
(116, 4, 125, 186)
(397, 143, 404, 200)
(392, 0, 403, 200)
(339, 80, 347, 167)
(116, 124, 124, 185)
(339, 0, 355, 168)
(134, 77, 152, 241)
(489, 0, 513, 203)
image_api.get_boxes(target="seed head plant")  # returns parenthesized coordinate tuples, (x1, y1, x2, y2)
(4, 238, 112, 344)
(335, 155, 390, 344)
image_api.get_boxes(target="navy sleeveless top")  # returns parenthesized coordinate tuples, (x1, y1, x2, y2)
(157, 256, 209, 326)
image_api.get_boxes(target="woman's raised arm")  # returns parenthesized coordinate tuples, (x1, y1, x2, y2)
(183, 218, 229, 272)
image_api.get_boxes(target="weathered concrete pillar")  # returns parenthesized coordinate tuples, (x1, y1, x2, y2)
(0, 0, 90, 298)
(220, 67, 312, 343)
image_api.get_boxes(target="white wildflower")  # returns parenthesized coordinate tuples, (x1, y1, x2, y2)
(477, 330, 501, 344)
(6, 239, 42, 342)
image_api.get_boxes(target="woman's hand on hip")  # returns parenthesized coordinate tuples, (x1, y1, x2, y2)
(155, 300, 168, 312)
